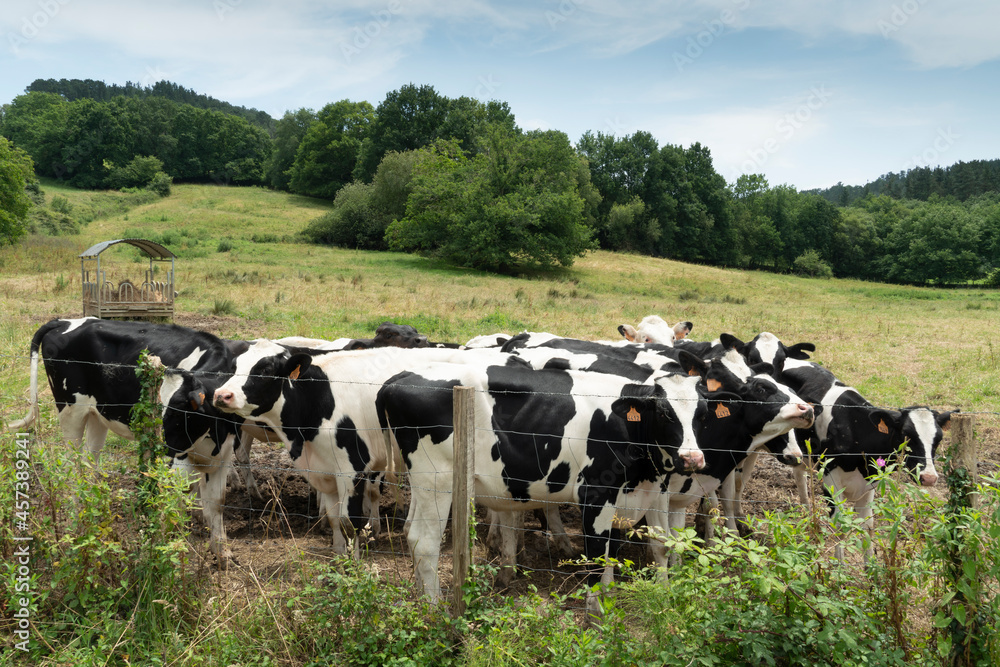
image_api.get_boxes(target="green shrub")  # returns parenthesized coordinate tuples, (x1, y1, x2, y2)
(146, 171, 172, 197)
(794, 249, 835, 278)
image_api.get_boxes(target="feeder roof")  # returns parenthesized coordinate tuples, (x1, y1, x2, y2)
(79, 238, 175, 260)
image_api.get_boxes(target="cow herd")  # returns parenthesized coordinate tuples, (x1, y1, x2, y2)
(8, 314, 954, 615)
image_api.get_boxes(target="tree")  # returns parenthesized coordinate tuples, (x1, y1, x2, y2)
(0, 137, 34, 245)
(265, 108, 317, 191)
(878, 203, 983, 284)
(303, 149, 423, 249)
(388, 128, 595, 273)
(288, 100, 373, 198)
(353, 84, 450, 182)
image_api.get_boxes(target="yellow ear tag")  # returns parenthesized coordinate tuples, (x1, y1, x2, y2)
(715, 404, 731, 419)
(878, 419, 889, 434)
(289, 365, 301, 381)
(627, 406, 641, 422)
(706, 378, 722, 392)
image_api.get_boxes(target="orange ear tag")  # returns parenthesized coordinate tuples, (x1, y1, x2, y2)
(878, 419, 889, 435)
(706, 378, 722, 392)
(627, 406, 641, 422)
(715, 404, 731, 419)
(289, 365, 301, 381)
(687, 368, 700, 377)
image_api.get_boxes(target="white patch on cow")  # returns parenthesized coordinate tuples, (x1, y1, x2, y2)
(513, 347, 600, 371)
(464, 333, 510, 348)
(519, 331, 563, 348)
(753, 332, 781, 365)
(658, 374, 704, 465)
(60, 317, 96, 334)
(720, 348, 753, 380)
(176, 346, 207, 371)
(906, 408, 939, 479)
(217, 339, 286, 414)
(159, 373, 185, 409)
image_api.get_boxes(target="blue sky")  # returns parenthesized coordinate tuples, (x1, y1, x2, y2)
(2, 0, 998, 190)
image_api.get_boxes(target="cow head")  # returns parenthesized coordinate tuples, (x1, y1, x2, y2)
(743, 332, 816, 378)
(618, 316, 693, 345)
(373, 322, 429, 348)
(212, 340, 313, 418)
(876, 407, 955, 487)
(160, 368, 239, 459)
(612, 373, 706, 472)
(695, 354, 813, 455)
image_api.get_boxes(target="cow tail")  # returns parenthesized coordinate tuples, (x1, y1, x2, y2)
(8, 320, 66, 432)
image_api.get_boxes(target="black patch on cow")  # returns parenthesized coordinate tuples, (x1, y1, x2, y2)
(376, 371, 461, 469)
(486, 364, 576, 502)
(335, 415, 373, 474)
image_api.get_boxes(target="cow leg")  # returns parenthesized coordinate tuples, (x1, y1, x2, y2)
(82, 412, 110, 460)
(406, 470, 452, 601)
(856, 488, 877, 563)
(541, 505, 573, 555)
(792, 462, 809, 503)
(318, 489, 349, 555)
(362, 472, 382, 539)
(199, 451, 235, 569)
(733, 451, 760, 532)
(229, 430, 263, 500)
(490, 510, 522, 587)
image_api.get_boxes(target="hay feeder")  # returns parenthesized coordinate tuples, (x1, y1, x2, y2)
(80, 238, 176, 320)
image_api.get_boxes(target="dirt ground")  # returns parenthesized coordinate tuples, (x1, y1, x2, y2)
(193, 420, 1000, 604)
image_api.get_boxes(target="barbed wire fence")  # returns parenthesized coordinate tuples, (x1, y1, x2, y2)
(3, 351, 998, 610)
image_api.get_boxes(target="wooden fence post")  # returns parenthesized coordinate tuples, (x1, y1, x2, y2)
(948, 413, 977, 509)
(451, 386, 476, 617)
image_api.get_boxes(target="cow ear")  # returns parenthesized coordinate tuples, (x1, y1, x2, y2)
(618, 324, 638, 341)
(283, 353, 313, 381)
(676, 350, 708, 379)
(786, 342, 815, 360)
(673, 321, 693, 340)
(705, 392, 742, 420)
(611, 386, 659, 426)
(937, 410, 957, 431)
(187, 390, 205, 411)
(869, 409, 900, 436)
(750, 361, 775, 377)
(719, 333, 746, 353)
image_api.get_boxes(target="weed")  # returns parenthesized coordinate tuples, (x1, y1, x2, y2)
(212, 298, 236, 315)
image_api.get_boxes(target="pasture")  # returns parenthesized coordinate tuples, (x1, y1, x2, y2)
(2, 181, 1000, 665)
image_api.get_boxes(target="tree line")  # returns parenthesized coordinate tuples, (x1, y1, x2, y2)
(809, 159, 1000, 206)
(26, 78, 276, 134)
(2, 79, 999, 283)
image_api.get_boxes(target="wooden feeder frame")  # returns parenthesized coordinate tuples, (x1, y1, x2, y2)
(80, 238, 176, 320)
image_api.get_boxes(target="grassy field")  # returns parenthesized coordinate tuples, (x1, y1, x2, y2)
(2, 180, 999, 417)
(3, 181, 1000, 664)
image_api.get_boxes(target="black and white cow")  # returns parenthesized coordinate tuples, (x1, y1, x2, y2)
(8, 317, 245, 566)
(10, 317, 235, 457)
(640, 350, 812, 568)
(375, 359, 708, 614)
(209, 341, 529, 555)
(779, 357, 954, 557)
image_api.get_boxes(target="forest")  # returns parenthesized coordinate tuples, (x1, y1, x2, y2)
(1, 78, 999, 283)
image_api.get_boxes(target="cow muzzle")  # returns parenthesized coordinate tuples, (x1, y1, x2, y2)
(679, 448, 705, 472)
(213, 388, 237, 410)
(919, 470, 939, 487)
